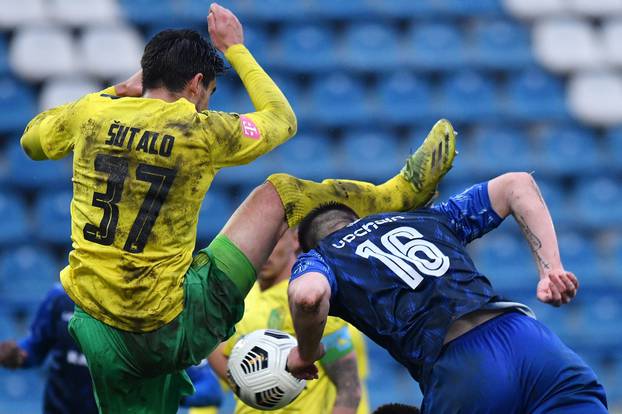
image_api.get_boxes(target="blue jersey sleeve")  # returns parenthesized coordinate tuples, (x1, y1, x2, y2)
(432, 182, 503, 245)
(18, 285, 64, 368)
(181, 363, 223, 408)
(291, 249, 338, 301)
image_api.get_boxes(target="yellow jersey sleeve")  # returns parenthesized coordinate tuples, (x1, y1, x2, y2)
(203, 45, 297, 168)
(21, 87, 116, 161)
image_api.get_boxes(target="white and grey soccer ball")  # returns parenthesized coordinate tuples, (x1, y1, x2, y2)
(226, 329, 306, 410)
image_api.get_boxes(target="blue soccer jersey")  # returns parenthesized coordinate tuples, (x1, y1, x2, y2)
(291, 182, 533, 387)
(19, 284, 98, 414)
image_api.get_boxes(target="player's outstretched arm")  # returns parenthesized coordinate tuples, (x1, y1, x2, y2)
(286, 272, 330, 380)
(488, 172, 578, 306)
(208, 3, 296, 163)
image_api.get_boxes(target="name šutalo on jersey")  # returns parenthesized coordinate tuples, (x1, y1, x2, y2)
(105, 121, 175, 157)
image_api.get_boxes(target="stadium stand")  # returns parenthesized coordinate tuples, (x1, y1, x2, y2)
(0, 0, 621, 412)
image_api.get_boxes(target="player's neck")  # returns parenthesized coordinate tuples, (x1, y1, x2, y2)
(144, 88, 188, 104)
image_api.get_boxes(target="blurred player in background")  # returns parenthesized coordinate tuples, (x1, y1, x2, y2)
(287, 173, 608, 413)
(209, 229, 369, 414)
(19, 2, 455, 412)
(0, 284, 223, 414)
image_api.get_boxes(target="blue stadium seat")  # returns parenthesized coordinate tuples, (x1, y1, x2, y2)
(34, 191, 72, 245)
(0, 313, 17, 338)
(223, 0, 307, 21)
(274, 24, 337, 72)
(475, 232, 533, 292)
(535, 126, 600, 175)
(0, 369, 45, 410)
(439, 71, 500, 122)
(338, 131, 402, 181)
(0, 78, 37, 134)
(608, 238, 622, 288)
(604, 127, 622, 172)
(342, 24, 401, 71)
(308, 73, 370, 126)
(307, 0, 370, 19)
(270, 134, 337, 181)
(368, 0, 440, 18)
(435, 0, 503, 16)
(376, 72, 434, 124)
(407, 23, 466, 71)
(0, 34, 9, 75)
(0, 192, 28, 247)
(505, 69, 569, 121)
(4, 141, 72, 191)
(118, 0, 176, 25)
(574, 177, 622, 227)
(468, 126, 534, 174)
(208, 76, 239, 113)
(557, 232, 601, 288)
(471, 21, 533, 69)
(214, 153, 275, 186)
(580, 294, 622, 347)
(0, 246, 59, 306)
(536, 180, 574, 227)
(196, 188, 234, 242)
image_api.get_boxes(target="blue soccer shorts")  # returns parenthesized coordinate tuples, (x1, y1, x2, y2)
(421, 311, 608, 414)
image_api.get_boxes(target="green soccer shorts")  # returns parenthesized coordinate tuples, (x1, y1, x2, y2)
(68, 234, 256, 414)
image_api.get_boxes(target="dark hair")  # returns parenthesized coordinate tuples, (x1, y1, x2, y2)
(141, 29, 226, 92)
(298, 202, 358, 252)
(372, 403, 420, 414)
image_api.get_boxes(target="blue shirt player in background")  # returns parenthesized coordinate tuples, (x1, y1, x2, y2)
(286, 172, 608, 414)
(0, 284, 223, 414)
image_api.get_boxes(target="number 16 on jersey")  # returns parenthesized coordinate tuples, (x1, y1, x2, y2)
(355, 226, 450, 290)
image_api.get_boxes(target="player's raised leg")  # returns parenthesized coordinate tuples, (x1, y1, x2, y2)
(267, 118, 457, 228)
(217, 118, 457, 280)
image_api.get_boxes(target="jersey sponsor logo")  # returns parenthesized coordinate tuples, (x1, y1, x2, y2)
(332, 216, 405, 249)
(240, 115, 261, 139)
(355, 226, 450, 289)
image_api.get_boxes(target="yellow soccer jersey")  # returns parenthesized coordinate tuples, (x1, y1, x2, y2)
(223, 280, 352, 414)
(20, 45, 296, 332)
(348, 326, 370, 414)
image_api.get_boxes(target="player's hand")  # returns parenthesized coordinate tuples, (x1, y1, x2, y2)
(0, 341, 27, 369)
(537, 270, 579, 307)
(286, 345, 324, 380)
(114, 70, 143, 97)
(207, 3, 244, 53)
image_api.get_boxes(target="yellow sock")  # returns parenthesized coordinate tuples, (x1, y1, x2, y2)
(266, 173, 431, 228)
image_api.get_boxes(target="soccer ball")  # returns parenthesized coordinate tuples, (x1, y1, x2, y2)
(227, 329, 306, 410)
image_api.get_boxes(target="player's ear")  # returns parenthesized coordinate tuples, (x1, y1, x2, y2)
(187, 73, 204, 97)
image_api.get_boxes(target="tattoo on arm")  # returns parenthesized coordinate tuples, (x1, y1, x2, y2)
(516, 214, 551, 270)
(324, 354, 361, 410)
